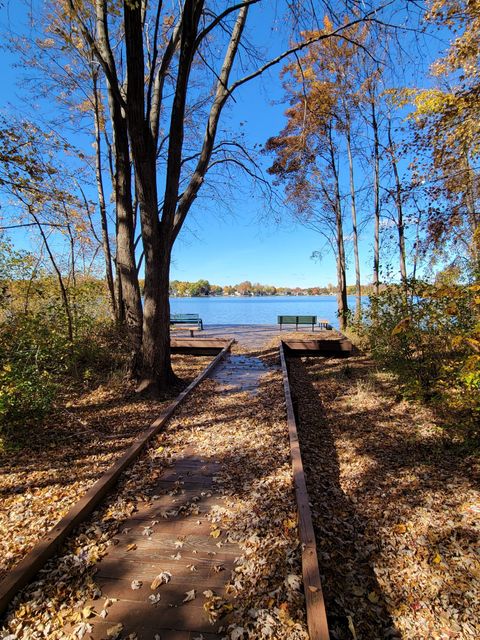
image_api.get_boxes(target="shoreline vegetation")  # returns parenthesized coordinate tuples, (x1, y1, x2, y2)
(169, 279, 377, 297)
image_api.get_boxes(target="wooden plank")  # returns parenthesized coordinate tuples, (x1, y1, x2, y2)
(171, 338, 230, 355)
(279, 342, 330, 640)
(284, 338, 352, 357)
(0, 340, 234, 617)
(171, 338, 228, 348)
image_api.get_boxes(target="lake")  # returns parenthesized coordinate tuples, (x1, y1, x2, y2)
(170, 295, 362, 329)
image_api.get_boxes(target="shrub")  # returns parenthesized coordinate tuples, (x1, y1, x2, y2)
(354, 279, 480, 439)
(0, 362, 55, 436)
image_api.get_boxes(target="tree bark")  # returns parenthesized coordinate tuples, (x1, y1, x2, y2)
(371, 96, 381, 298)
(329, 127, 348, 330)
(92, 64, 117, 318)
(346, 114, 361, 319)
(93, 0, 143, 346)
(387, 119, 407, 294)
(110, 93, 143, 346)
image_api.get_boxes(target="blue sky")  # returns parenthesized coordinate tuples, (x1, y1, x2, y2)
(0, 2, 444, 288)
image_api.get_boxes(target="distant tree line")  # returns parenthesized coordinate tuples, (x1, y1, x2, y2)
(169, 279, 377, 297)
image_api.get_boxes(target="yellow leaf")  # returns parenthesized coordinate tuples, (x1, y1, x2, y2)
(391, 317, 411, 336)
(432, 553, 442, 564)
(210, 529, 221, 538)
(283, 518, 297, 529)
(107, 623, 124, 639)
(393, 523, 407, 534)
(82, 606, 94, 618)
(348, 615, 358, 640)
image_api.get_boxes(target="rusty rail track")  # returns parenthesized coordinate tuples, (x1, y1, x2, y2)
(279, 341, 330, 640)
(0, 339, 234, 617)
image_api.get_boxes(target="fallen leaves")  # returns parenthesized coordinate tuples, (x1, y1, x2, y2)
(183, 589, 196, 602)
(0, 350, 309, 640)
(285, 574, 302, 590)
(289, 354, 480, 640)
(106, 623, 123, 639)
(0, 355, 210, 580)
(148, 593, 161, 605)
(150, 571, 172, 589)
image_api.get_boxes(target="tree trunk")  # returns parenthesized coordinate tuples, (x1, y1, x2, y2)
(371, 98, 381, 298)
(387, 120, 407, 295)
(329, 127, 349, 330)
(94, 0, 142, 344)
(30, 209, 74, 343)
(92, 65, 117, 318)
(137, 238, 175, 394)
(109, 90, 143, 346)
(123, 0, 205, 392)
(463, 150, 480, 274)
(346, 116, 361, 319)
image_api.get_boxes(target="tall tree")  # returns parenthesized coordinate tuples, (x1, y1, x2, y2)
(59, 1, 380, 390)
(0, 118, 94, 340)
(399, 0, 480, 274)
(265, 22, 375, 329)
(265, 25, 352, 329)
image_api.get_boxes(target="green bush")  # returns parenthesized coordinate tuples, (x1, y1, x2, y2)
(0, 362, 55, 435)
(353, 279, 480, 439)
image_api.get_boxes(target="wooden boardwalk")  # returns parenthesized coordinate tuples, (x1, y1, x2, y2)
(1, 331, 334, 639)
(63, 352, 279, 639)
(75, 451, 239, 639)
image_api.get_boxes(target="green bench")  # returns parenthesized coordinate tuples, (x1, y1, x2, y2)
(170, 313, 204, 330)
(277, 315, 317, 331)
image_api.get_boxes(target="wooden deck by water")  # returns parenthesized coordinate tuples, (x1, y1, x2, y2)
(173, 323, 335, 349)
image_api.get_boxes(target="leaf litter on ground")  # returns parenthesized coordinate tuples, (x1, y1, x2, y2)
(0, 355, 211, 581)
(0, 346, 309, 639)
(289, 354, 479, 640)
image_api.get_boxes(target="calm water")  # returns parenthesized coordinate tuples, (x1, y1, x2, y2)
(170, 295, 361, 329)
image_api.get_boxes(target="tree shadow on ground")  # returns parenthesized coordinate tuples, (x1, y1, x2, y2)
(0, 355, 212, 578)
(290, 353, 479, 640)
(288, 356, 399, 640)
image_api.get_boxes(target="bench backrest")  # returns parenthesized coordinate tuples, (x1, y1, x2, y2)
(277, 315, 298, 323)
(171, 313, 199, 320)
(277, 315, 317, 323)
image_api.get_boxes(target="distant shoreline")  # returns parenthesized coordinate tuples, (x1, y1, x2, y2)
(169, 293, 341, 298)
